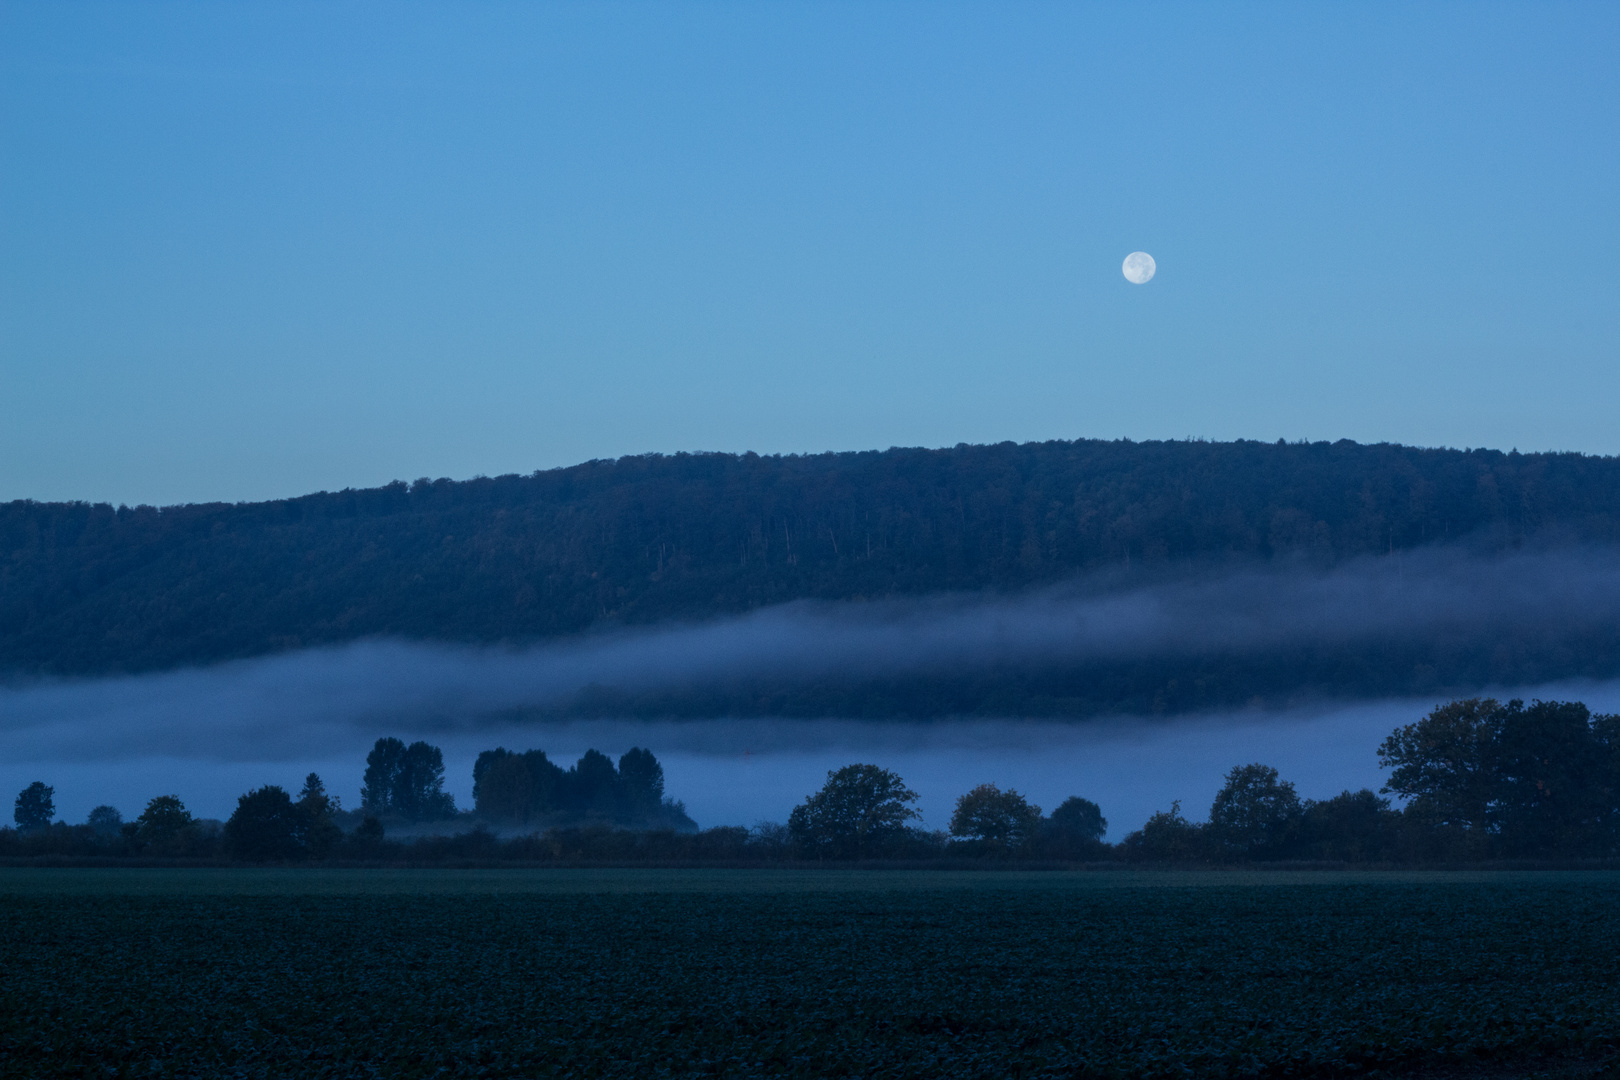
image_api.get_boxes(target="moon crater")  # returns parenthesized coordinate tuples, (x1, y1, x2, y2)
(1122, 251, 1156, 284)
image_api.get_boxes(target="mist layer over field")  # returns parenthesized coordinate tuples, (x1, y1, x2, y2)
(5, 543, 1620, 831)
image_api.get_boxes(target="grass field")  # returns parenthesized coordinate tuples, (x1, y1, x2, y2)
(3, 870, 1619, 1078)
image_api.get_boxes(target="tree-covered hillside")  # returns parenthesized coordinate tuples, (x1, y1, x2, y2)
(6, 437, 1620, 678)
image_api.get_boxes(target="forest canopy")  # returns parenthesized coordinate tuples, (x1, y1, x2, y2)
(8, 438, 1620, 685)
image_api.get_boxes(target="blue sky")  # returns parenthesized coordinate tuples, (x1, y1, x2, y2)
(3, 2, 1617, 506)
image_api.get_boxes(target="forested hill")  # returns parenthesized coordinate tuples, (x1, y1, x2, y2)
(7, 437, 1620, 677)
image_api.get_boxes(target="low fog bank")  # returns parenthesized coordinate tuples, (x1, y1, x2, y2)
(6, 542, 1620, 754)
(7, 542, 1620, 830)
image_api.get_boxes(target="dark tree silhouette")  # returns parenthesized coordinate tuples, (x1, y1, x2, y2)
(949, 783, 1042, 854)
(295, 773, 343, 856)
(1121, 801, 1206, 862)
(225, 786, 304, 862)
(134, 795, 194, 850)
(788, 764, 921, 858)
(1208, 764, 1303, 858)
(1046, 796, 1107, 842)
(13, 782, 54, 831)
(568, 750, 619, 816)
(475, 751, 548, 823)
(1040, 795, 1109, 858)
(1380, 697, 1620, 857)
(362, 737, 455, 820)
(472, 745, 690, 829)
(86, 804, 123, 836)
(617, 748, 665, 815)
(361, 737, 406, 814)
(1379, 698, 1501, 845)
(1298, 789, 1397, 862)
(395, 742, 456, 821)
(1493, 700, 1619, 857)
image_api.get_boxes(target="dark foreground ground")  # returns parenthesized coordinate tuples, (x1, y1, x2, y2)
(3, 870, 1619, 1079)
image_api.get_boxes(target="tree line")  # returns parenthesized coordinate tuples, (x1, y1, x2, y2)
(8, 697, 1620, 863)
(1, 739, 699, 862)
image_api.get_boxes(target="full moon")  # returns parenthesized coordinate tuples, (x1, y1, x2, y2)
(1122, 251, 1156, 284)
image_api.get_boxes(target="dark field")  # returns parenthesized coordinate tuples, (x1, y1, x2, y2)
(3, 871, 1619, 1079)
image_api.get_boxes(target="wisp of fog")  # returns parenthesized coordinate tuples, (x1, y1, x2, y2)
(4, 542, 1620, 765)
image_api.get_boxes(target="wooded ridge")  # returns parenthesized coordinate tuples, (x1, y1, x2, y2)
(6, 437, 1620, 680)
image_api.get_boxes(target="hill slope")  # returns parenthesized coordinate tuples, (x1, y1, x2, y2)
(6, 438, 1620, 684)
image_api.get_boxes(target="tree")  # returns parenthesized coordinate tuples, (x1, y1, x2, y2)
(1492, 699, 1617, 857)
(477, 754, 541, 822)
(473, 748, 512, 806)
(788, 764, 920, 858)
(475, 748, 566, 823)
(135, 795, 194, 849)
(1120, 801, 1206, 862)
(396, 741, 456, 820)
(362, 737, 406, 813)
(949, 784, 1042, 854)
(295, 773, 343, 857)
(567, 749, 620, 816)
(1298, 789, 1397, 862)
(1379, 697, 1620, 858)
(1040, 796, 1109, 858)
(225, 786, 304, 862)
(1208, 764, 1302, 858)
(87, 805, 123, 836)
(1596, 710, 1620, 850)
(13, 782, 54, 831)
(1047, 796, 1107, 841)
(363, 737, 455, 820)
(473, 746, 682, 828)
(1379, 698, 1501, 841)
(618, 748, 665, 817)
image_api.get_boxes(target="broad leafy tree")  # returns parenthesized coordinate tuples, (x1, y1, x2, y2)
(477, 753, 537, 822)
(1380, 697, 1620, 857)
(788, 764, 920, 858)
(1492, 699, 1618, 857)
(949, 784, 1042, 854)
(225, 786, 304, 862)
(474, 748, 564, 822)
(135, 795, 194, 849)
(1041, 796, 1109, 858)
(1046, 796, 1107, 842)
(86, 804, 123, 836)
(1379, 698, 1501, 841)
(1298, 789, 1397, 862)
(1208, 764, 1302, 858)
(396, 742, 456, 820)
